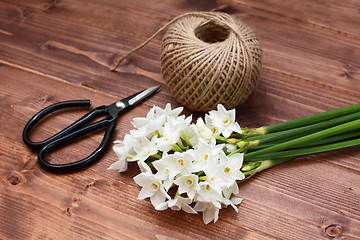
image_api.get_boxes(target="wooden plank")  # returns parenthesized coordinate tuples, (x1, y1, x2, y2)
(219, 0, 360, 38)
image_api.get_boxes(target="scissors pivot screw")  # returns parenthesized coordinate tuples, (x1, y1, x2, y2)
(116, 101, 126, 109)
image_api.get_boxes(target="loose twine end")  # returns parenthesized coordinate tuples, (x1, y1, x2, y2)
(111, 56, 127, 71)
(110, 12, 212, 72)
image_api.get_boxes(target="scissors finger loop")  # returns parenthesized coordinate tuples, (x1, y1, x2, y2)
(38, 121, 116, 173)
(23, 100, 92, 150)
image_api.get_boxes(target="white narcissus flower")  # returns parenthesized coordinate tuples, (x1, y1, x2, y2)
(174, 174, 200, 199)
(109, 145, 128, 172)
(207, 104, 242, 138)
(193, 201, 221, 224)
(168, 196, 197, 213)
(156, 196, 197, 214)
(191, 117, 214, 144)
(108, 134, 135, 172)
(152, 151, 194, 180)
(222, 197, 242, 212)
(196, 182, 223, 208)
(131, 107, 156, 128)
(192, 139, 223, 172)
(134, 117, 165, 138)
(222, 182, 239, 199)
(129, 127, 149, 140)
(137, 160, 152, 174)
(131, 106, 166, 138)
(201, 158, 228, 193)
(132, 136, 158, 162)
(155, 121, 181, 152)
(225, 143, 237, 153)
(154, 103, 183, 118)
(219, 151, 245, 186)
(204, 114, 219, 135)
(155, 115, 192, 152)
(133, 172, 170, 208)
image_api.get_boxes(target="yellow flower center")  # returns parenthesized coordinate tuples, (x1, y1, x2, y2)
(212, 128, 216, 133)
(152, 183, 158, 190)
(224, 167, 230, 174)
(178, 159, 184, 166)
(186, 179, 193, 185)
(205, 184, 211, 191)
(223, 118, 229, 124)
(204, 154, 209, 160)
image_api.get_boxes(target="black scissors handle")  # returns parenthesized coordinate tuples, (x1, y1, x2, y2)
(22, 100, 115, 173)
(38, 120, 115, 173)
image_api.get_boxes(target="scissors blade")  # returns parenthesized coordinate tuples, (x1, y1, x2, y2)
(127, 85, 161, 106)
(107, 85, 160, 119)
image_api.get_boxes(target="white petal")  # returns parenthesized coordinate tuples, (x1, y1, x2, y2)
(150, 191, 166, 208)
(182, 204, 197, 214)
(187, 189, 196, 200)
(222, 183, 239, 199)
(222, 128, 232, 138)
(230, 122, 242, 134)
(212, 201, 222, 209)
(193, 202, 206, 212)
(113, 145, 127, 159)
(213, 208, 219, 223)
(108, 159, 128, 172)
(163, 178, 173, 191)
(133, 173, 149, 186)
(155, 201, 169, 211)
(217, 104, 227, 113)
(231, 197, 243, 205)
(131, 117, 149, 128)
(138, 161, 152, 173)
(137, 187, 153, 199)
(202, 207, 217, 224)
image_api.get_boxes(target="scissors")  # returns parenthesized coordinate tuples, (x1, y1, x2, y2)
(22, 85, 160, 173)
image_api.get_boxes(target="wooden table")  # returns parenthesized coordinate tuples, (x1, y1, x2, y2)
(1, 0, 359, 239)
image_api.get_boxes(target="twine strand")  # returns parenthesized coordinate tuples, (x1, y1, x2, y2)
(111, 12, 211, 71)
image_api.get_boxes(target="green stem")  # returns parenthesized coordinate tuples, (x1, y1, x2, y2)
(228, 146, 246, 156)
(151, 153, 162, 159)
(248, 111, 360, 143)
(263, 103, 360, 134)
(245, 138, 360, 161)
(126, 154, 134, 159)
(172, 143, 184, 152)
(248, 129, 360, 152)
(245, 119, 360, 159)
(174, 189, 181, 198)
(214, 135, 227, 142)
(177, 139, 185, 149)
(241, 158, 292, 179)
(181, 130, 192, 148)
(292, 130, 360, 148)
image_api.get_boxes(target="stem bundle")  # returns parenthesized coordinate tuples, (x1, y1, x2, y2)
(241, 103, 360, 176)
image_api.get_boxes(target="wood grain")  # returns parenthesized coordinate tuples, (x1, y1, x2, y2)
(0, 0, 359, 239)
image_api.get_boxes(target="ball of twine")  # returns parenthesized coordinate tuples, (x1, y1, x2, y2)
(161, 12, 262, 112)
(111, 12, 262, 112)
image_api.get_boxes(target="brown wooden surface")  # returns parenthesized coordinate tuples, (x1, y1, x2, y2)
(0, 0, 359, 239)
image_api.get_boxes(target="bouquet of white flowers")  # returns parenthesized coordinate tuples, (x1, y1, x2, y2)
(109, 103, 360, 224)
